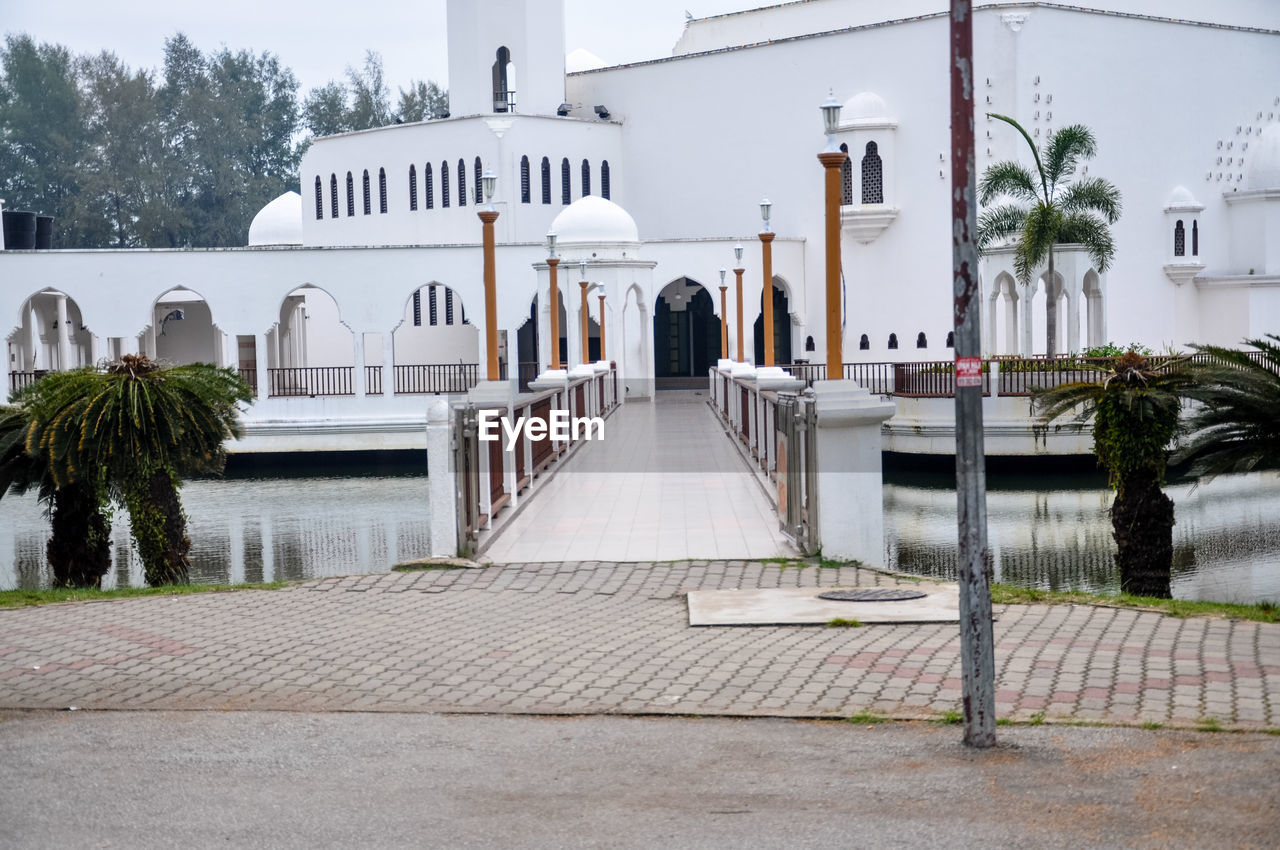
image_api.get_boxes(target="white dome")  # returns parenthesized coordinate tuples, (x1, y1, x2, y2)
(549, 196, 640, 246)
(842, 91, 890, 123)
(1245, 124, 1280, 190)
(1164, 185, 1202, 211)
(248, 191, 303, 246)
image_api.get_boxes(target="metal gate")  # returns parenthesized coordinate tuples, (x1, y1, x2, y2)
(454, 404, 481, 556)
(776, 393, 818, 554)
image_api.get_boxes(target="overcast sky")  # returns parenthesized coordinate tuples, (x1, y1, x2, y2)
(2, 0, 751, 95)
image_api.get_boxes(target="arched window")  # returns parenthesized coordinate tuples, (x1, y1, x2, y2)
(378, 167, 388, 213)
(412, 290, 422, 327)
(805, 335, 815, 352)
(457, 159, 466, 207)
(859, 334, 870, 351)
(408, 165, 417, 211)
(1192, 220, 1199, 256)
(561, 157, 571, 204)
(492, 46, 513, 113)
(840, 143, 853, 205)
(862, 141, 884, 204)
(346, 172, 355, 216)
(581, 159, 591, 196)
(362, 169, 371, 215)
(314, 176, 323, 219)
(330, 174, 338, 219)
(425, 163, 434, 209)
(541, 157, 551, 204)
(441, 161, 450, 208)
(888, 332, 898, 350)
(916, 332, 927, 349)
(445, 289, 455, 325)
(1174, 220, 1185, 257)
(428, 285, 438, 326)
(474, 157, 483, 205)
(945, 331, 955, 348)
(520, 156, 531, 203)
(601, 161, 611, 200)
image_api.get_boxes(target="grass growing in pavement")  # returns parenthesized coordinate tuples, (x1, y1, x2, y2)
(847, 710, 889, 725)
(1197, 716, 1225, 733)
(990, 584, 1279, 624)
(937, 709, 963, 725)
(0, 582, 290, 609)
(827, 618, 863, 628)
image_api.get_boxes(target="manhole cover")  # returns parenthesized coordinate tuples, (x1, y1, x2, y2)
(818, 588, 929, 602)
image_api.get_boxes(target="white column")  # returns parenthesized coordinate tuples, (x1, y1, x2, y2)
(1018, 282, 1035, 356)
(353, 331, 367, 398)
(255, 332, 271, 399)
(382, 333, 395, 394)
(810, 380, 896, 564)
(55, 294, 71, 371)
(426, 398, 459, 557)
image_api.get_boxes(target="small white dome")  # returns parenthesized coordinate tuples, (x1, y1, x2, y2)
(248, 191, 303, 246)
(1164, 185, 1202, 211)
(550, 196, 640, 246)
(842, 91, 889, 122)
(1245, 124, 1280, 190)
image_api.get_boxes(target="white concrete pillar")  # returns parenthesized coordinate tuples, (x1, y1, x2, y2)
(55, 294, 71, 371)
(810, 379, 896, 564)
(1019, 282, 1035, 356)
(427, 392, 459, 557)
(382, 333, 395, 394)
(353, 331, 367, 398)
(255, 332, 271, 399)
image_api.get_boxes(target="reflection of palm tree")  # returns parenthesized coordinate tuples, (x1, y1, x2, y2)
(1, 403, 112, 588)
(1176, 335, 1280, 478)
(22, 355, 251, 586)
(1035, 352, 1192, 598)
(978, 115, 1121, 355)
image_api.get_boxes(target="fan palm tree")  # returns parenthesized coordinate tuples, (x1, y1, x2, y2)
(978, 115, 1122, 356)
(2, 400, 113, 589)
(1035, 351, 1193, 598)
(1175, 335, 1280, 477)
(23, 355, 252, 586)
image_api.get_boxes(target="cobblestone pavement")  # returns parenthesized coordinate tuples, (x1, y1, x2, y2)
(2, 562, 1277, 729)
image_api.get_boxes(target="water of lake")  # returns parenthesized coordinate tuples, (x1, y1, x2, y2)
(1, 467, 1277, 604)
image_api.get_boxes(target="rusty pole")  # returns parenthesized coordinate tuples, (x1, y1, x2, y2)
(479, 209, 500, 381)
(950, 0, 996, 748)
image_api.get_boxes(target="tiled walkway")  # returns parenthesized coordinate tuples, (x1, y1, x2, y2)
(2, 562, 1276, 730)
(480, 391, 795, 563)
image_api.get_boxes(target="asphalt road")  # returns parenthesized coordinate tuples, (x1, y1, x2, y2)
(1, 710, 1276, 849)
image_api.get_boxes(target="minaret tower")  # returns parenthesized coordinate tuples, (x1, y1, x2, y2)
(446, 0, 567, 117)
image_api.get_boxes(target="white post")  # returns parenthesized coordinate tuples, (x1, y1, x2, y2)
(427, 401, 458, 560)
(353, 331, 367, 398)
(55, 294, 71, 371)
(809, 380, 896, 563)
(255, 332, 271, 399)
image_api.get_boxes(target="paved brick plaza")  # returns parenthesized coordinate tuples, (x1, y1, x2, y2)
(2, 561, 1276, 730)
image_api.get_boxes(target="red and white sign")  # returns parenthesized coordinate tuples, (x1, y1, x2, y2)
(955, 356, 983, 388)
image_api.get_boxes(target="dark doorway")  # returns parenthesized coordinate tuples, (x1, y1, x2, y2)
(654, 279, 718, 381)
(753, 281, 793, 366)
(516, 297, 539, 390)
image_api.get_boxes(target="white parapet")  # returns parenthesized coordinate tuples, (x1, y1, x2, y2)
(527, 369, 569, 392)
(426, 398, 458, 557)
(754, 365, 804, 393)
(810, 379, 896, 565)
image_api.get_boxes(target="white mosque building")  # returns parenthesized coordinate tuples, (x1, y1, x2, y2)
(3, 0, 1279, 451)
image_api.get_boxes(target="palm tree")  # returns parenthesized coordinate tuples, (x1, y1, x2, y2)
(978, 115, 1122, 356)
(23, 355, 252, 586)
(1175, 335, 1280, 477)
(2, 402, 113, 589)
(1035, 351, 1192, 598)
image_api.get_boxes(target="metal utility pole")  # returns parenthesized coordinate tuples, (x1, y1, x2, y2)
(950, 0, 997, 748)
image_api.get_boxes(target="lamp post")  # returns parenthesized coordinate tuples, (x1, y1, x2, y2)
(733, 244, 745, 363)
(479, 169, 500, 381)
(578, 259, 590, 366)
(759, 199, 775, 366)
(598, 292, 607, 361)
(818, 90, 845, 377)
(547, 232, 561, 370)
(718, 268, 729, 359)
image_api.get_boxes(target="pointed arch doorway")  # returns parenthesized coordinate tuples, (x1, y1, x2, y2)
(653, 277, 718, 388)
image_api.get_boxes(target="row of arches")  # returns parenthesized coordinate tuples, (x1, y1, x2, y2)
(857, 331, 955, 351)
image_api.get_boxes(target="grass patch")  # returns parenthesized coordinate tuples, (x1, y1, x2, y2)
(1029, 712, 1046, 726)
(1197, 716, 1224, 733)
(1140, 721, 1164, 730)
(847, 710, 889, 725)
(995, 717, 1013, 726)
(936, 709, 963, 725)
(989, 583, 1279, 624)
(817, 556, 865, 570)
(0, 581, 290, 609)
(827, 618, 863, 628)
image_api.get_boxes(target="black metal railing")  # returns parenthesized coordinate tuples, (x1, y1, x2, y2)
(394, 363, 479, 395)
(267, 366, 354, 397)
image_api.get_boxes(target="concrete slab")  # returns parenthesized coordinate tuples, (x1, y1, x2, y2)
(687, 584, 961, 626)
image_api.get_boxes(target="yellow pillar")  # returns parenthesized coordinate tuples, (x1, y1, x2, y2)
(479, 209, 500, 381)
(734, 268, 745, 363)
(760, 231, 775, 366)
(598, 293, 607, 362)
(579, 279, 590, 366)
(548, 257, 561, 369)
(818, 150, 845, 376)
